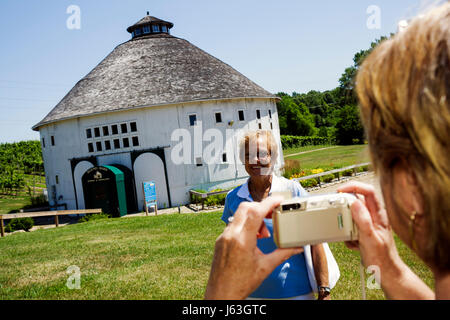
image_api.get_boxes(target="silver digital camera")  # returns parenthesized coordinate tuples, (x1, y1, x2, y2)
(272, 193, 359, 248)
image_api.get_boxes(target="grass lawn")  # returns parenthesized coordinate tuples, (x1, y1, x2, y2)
(282, 144, 335, 156)
(0, 195, 33, 215)
(283, 145, 370, 171)
(0, 211, 433, 300)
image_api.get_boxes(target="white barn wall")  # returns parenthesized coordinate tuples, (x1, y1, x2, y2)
(39, 97, 282, 211)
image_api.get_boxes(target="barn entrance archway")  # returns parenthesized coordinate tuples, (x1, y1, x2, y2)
(82, 165, 131, 217)
(133, 153, 169, 210)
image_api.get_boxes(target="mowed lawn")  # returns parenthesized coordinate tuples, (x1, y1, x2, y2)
(0, 211, 433, 300)
(283, 145, 371, 171)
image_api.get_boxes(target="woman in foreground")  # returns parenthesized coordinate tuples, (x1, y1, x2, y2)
(204, 3, 450, 300)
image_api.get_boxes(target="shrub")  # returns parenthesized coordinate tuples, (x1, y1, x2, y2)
(282, 159, 304, 179)
(204, 189, 227, 207)
(321, 174, 335, 183)
(360, 165, 370, 172)
(280, 135, 334, 149)
(78, 213, 110, 223)
(342, 169, 354, 177)
(299, 178, 319, 188)
(5, 217, 34, 232)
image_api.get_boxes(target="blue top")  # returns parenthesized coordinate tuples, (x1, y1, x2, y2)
(221, 175, 312, 299)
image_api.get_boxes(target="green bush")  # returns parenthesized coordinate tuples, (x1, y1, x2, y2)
(321, 174, 335, 183)
(360, 165, 370, 172)
(280, 135, 334, 149)
(342, 169, 354, 177)
(5, 217, 34, 232)
(78, 213, 110, 223)
(299, 178, 319, 188)
(191, 189, 228, 207)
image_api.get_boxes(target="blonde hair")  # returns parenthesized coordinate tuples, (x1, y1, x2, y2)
(356, 3, 450, 270)
(239, 130, 279, 165)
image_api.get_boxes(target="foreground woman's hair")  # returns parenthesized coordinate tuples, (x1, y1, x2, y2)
(356, 3, 450, 270)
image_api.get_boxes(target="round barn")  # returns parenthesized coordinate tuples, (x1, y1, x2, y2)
(32, 13, 283, 215)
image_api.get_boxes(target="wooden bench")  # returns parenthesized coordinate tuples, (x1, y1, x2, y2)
(0, 209, 102, 237)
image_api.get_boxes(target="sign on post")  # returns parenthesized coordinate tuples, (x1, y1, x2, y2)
(143, 181, 157, 216)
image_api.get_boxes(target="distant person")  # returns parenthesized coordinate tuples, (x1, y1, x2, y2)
(204, 3, 450, 300)
(221, 130, 339, 300)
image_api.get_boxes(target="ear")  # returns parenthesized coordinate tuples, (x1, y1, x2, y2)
(395, 169, 424, 218)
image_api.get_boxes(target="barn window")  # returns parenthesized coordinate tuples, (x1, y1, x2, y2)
(132, 136, 139, 147)
(195, 157, 203, 167)
(270, 122, 273, 130)
(123, 137, 130, 148)
(268, 110, 272, 119)
(121, 123, 128, 134)
(130, 122, 137, 132)
(113, 139, 120, 149)
(55, 175, 59, 184)
(152, 24, 160, 32)
(51, 136, 55, 146)
(86, 129, 92, 139)
(189, 114, 197, 126)
(96, 141, 103, 152)
(161, 25, 168, 32)
(111, 125, 119, 135)
(105, 140, 111, 151)
(258, 123, 262, 130)
(94, 127, 100, 138)
(42, 138, 45, 148)
(256, 109, 261, 119)
(215, 112, 222, 123)
(102, 126, 109, 136)
(222, 153, 227, 163)
(88, 143, 94, 153)
(143, 26, 150, 34)
(135, 28, 142, 36)
(238, 110, 245, 121)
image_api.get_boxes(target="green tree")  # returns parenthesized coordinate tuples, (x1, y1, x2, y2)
(335, 105, 365, 145)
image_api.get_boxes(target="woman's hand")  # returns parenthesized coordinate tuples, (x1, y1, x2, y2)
(204, 197, 304, 300)
(337, 182, 402, 272)
(337, 182, 435, 299)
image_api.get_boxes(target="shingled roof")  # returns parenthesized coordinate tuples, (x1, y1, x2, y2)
(32, 30, 276, 131)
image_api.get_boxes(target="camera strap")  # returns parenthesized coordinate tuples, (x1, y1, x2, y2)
(360, 257, 366, 300)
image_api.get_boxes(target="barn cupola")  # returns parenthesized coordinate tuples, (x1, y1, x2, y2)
(127, 12, 174, 39)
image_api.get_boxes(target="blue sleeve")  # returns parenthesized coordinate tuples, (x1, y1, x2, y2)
(221, 194, 232, 225)
(292, 180, 309, 197)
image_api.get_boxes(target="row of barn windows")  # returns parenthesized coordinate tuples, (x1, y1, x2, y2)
(85, 121, 139, 153)
(132, 24, 169, 37)
(188, 108, 273, 128)
(86, 121, 137, 139)
(41, 136, 55, 148)
(87, 136, 140, 153)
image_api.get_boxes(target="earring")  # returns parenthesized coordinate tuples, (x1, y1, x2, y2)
(409, 211, 418, 251)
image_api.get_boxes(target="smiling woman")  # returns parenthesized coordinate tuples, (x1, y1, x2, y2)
(220, 130, 339, 300)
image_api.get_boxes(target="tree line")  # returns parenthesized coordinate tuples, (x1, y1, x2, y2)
(276, 36, 390, 145)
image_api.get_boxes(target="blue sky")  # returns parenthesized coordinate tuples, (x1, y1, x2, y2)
(0, 0, 433, 143)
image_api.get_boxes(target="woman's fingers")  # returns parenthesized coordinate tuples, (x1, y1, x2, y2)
(232, 196, 283, 241)
(351, 200, 374, 234)
(337, 182, 387, 227)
